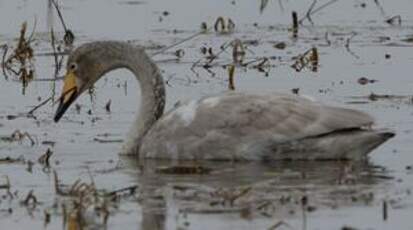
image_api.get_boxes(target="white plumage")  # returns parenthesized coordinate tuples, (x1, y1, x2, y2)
(54, 41, 394, 161)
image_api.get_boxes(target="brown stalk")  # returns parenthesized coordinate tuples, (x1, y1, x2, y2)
(228, 65, 235, 90)
(214, 17, 226, 32)
(292, 11, 298, 38)
(38, 148, 53, 166)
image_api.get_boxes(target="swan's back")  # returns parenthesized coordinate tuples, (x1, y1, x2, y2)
(139, 92, 393, 160)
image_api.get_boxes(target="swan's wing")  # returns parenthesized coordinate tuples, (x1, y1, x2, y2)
(151, 92, 374, 138)
(140, 92, 374, 159)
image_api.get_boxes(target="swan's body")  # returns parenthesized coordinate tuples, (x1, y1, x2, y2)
(54, 41, 394, 161)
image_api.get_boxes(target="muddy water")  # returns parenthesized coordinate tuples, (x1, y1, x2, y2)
(1, 0, 413, 229)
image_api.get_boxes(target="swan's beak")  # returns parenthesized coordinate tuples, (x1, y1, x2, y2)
(54, 71, 78, 122)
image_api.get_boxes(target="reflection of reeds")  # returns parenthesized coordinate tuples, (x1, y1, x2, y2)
(383, 200, 388, 221)
(104, 99, 111, 113)
(345, 32, 359, 59)
(232, 39, 245, 64)
(52, 170, 139, 229)
(259, 0, 269, 14)
(227, 65, 235, 90)
(309, 47, 319, 72)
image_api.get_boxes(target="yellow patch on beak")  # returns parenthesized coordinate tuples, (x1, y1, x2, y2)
(62, 71, 78, 104)
(54, 71, 79, 122)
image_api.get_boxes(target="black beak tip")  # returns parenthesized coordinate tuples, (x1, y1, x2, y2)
(54, 103, 66, 123)
(54, 113, 62, 123)
(54, 91, 77, 123)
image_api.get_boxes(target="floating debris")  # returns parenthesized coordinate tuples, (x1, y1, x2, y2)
(0, 130, 36, 146)
(0, 156, 26, 164)
(42, 140, 56, 147)
(214, 17, 235, 34)
(368, 93, 407, 101)
(105, 185, 138, 201)
(38, 148, 53, 167)
(210, 186, 252, 206)
(252, 57, 270, 75)
(341, 226, 359, 230)
(200, 22, 208, 32)
(291, 47, 319, 72)
(385, 15, 402, 26)
(155, 165, 212, 175)
(21, 190, 39, 208)
(273, 42, 287, 50)
(291, 88, 300, 95)
(104, 99, 111, 113)
(93, 137, 123, 143)
(174, 49, 185, 58)
(357, 77, 377, 85)
(348, 93, 409, 102)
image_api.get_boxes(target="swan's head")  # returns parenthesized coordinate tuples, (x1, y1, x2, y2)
(54, 42, 120, 122)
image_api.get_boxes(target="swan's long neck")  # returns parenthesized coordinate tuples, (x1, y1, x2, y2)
(125, 50, 165, 155)
(97, 42, 165, 155)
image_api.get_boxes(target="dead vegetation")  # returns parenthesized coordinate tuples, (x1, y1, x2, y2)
(38, 148, 53, 167)
(214, 17, 235, 34)
(51, 170, 139, 229)
(2, 22, 36, 93)
(49, 0, 75, 47)
(291, 47, 319, 72)
(155, 165, 212, 175)
(291, 11, 299, 38)
(0, 130, 36, 146)
(0, 156, 26, 164)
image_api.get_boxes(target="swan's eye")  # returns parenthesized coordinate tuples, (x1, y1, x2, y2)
(69, 63, 78, 71)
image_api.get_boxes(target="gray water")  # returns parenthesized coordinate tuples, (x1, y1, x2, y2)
(0, 0, 413, 229)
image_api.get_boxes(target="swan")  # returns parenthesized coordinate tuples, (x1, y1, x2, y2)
(54, 41, 394, 161)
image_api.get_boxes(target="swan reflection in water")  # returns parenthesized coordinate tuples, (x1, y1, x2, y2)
(117, 159, 392, 230)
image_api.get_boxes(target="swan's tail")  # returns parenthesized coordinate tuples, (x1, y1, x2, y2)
(261, 129, 395, 161)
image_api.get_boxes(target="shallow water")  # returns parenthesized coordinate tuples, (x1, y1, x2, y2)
(1, 0, 413, 229)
